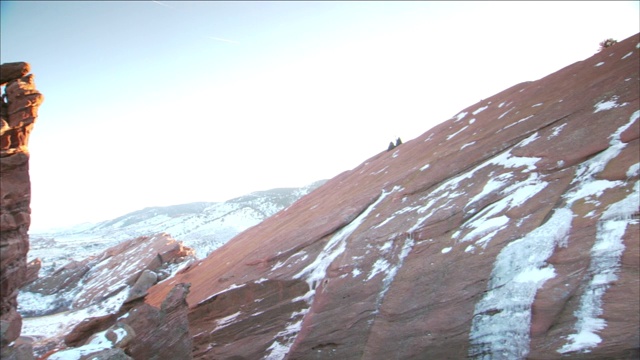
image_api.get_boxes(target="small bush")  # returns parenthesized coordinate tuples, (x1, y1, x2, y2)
(598, 38, 617, 52)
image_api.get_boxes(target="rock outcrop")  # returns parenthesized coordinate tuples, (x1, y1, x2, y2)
(0, 62, 43, 351)
(19, 233, 195, 358)
(21, 233, 195, 317)
(145, 34, 639, 359)
(48, 283, 192, 360)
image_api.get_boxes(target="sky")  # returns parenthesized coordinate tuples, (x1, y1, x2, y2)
(1, 1, 638, 232)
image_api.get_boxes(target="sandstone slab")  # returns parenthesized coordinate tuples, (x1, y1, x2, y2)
(144, 34, 640, 359)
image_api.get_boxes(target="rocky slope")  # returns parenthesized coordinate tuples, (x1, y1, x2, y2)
(19, 233, 195, 358)
(140, 34, 638, 359)
(0, 61, 43, 354)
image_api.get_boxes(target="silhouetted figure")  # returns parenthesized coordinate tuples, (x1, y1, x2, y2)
(395, 137, 402, 146)
(387, 142, 396, 151)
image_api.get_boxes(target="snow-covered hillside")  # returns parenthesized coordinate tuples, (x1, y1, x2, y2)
(28, 181, 325, 277)
(17, 182, 323, 351)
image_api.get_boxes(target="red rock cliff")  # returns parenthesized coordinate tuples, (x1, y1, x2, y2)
(0, 62, 43, 349)
(146, 34, 639, 359)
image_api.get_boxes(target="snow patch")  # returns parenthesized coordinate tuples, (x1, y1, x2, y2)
(447, 125, 469, 140)
(593, 95, 627, 113)
(513, 267, 556, 283)
(454, 111, 468, 122)
(498, 107, 515, 120)
(379, 240, 393, 253)
(461, 215, 509, 245)
(371, 236, 415, 312)
(366, 258, 392, 281)
(264, 311, 307, 360)
(441, 247, 452, 254)
(410, 147, 541, 234)
(621, 51, 633, 60)
(627, 163, 640, 178)
(371, 166, 389, 175)
(197, 283, 245, 305)
(548, 123, 567, 140)
(420, 163, 430, 171)
(517, 132, 540, 147)
(503, 115, 534, 130)
(460, 141, 476, 150)
(594, 62, 605, 67)
(473, 105, 489, 115)
(212, 311, 242, 332)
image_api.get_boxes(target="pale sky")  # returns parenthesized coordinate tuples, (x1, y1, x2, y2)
(1, 1, 638, 231)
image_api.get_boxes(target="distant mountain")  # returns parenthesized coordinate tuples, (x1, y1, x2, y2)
(28, 180, 325, 276)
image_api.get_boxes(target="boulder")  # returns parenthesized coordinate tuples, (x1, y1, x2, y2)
(124, 269, 158, 303)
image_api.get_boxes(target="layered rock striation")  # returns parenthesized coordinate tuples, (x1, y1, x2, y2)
(0, 62, 43, 349)
(144, 34, 640, 359)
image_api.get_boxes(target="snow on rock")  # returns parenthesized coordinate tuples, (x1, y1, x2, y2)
(469, 208, 572, 359)
(594, 95, 628, 113)
(558, 181, 640, 354)
(19, 233, 195, 355)
(137, 33, 640, 359)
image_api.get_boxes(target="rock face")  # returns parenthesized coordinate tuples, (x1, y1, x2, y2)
(0, 62, 43, 349)
(146, 34, 640, 359)
(120, 283, 193, 359)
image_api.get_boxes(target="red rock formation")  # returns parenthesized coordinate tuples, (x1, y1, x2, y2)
(145, 34, 639, 359)
(22, 233, 195, 314)
(120, 283, 192, 359)
(0, 62, 43, 350)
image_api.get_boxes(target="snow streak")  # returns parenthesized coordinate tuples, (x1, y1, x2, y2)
(556, 112, 640, 354)
(294, 188, 394, 290)
(470, 110, 639, 358)
(263, 188, 396, 360)
(469, 208, 572, 359)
